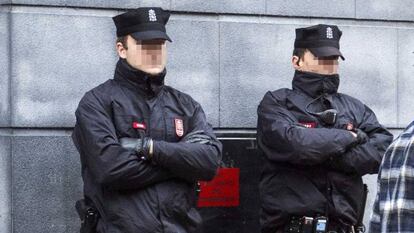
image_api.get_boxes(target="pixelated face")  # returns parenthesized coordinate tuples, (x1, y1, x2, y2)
(117, 35, 167, 76)
(292, 50, 339, 75)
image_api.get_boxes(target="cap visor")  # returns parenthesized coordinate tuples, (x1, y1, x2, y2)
(309, 46, 345, 60)
(130, 30, 172, 42)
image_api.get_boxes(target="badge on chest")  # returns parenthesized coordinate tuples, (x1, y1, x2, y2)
(132, 122, 146, 130)
(175, 118, 184, 137)
(299, 121, 317, 128)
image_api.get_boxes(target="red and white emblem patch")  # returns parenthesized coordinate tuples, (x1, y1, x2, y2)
(175, 118, 184, 137)
(346, 123, 354, 131)
(299, 121, 317, 128)
(132, 122, 146, 130)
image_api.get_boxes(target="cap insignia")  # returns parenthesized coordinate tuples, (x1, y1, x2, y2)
(149, 9, 157, 22)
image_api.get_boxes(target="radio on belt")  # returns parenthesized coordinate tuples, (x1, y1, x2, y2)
(314, 216, 328, 233)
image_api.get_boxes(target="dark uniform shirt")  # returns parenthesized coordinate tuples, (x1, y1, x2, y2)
(72, 59, 222, 233)
(257, 70, 393, 233)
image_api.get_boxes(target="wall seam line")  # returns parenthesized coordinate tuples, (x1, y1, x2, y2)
(354, 0, 357, 19)
(7, 5, 12, 128)
(218, 21, 221, 128)
(3, 3, 414, 24)
(396, 29, 400, 127)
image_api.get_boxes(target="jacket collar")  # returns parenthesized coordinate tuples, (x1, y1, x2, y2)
(114, 58, 166, 97)
(292, 70, 339, 98)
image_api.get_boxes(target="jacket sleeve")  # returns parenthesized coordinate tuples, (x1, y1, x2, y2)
(257, 91, 357, 165)
(152, 103, 222, 182)
(72, 93, 175, 191)
(328, 105, 393, 175)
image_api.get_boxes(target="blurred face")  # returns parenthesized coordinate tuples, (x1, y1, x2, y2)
(292, 50, 339, 75)
(117, 35, 167, 76)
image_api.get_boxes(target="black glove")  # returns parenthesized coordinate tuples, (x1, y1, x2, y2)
(119, 137, 153, 161)
(75, 199, 99, 233)
(354, 128, 369, 144)
(328, 129, 369, 174)
(181, 130, 213, 144)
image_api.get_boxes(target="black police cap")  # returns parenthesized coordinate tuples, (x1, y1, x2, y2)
(294, 24, 344, 60)
(113, 7, 172, 42)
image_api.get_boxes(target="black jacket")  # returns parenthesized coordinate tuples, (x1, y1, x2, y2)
(72, 59, 222, 233)
(257, 70, 393, 233)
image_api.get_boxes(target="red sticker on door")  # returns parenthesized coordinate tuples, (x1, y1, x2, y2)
(175, 118, 184, 137)
(197, 168, 240, 207)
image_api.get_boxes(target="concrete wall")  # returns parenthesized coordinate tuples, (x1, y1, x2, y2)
(1, 1, 414, 232)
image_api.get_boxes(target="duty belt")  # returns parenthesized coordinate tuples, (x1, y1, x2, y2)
(284, 216, 359, 233)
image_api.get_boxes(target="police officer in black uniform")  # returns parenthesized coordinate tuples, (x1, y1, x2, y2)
(257, 24, 393, 233)
(72, 7, 222, 233)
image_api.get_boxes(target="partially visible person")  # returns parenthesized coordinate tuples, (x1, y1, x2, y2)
(370, 122, 414, 233)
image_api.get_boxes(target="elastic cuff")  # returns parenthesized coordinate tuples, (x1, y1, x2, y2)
(151, 140, 161, 165)
(149, 139, 154, 158)
(344, 130, 358, 150)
